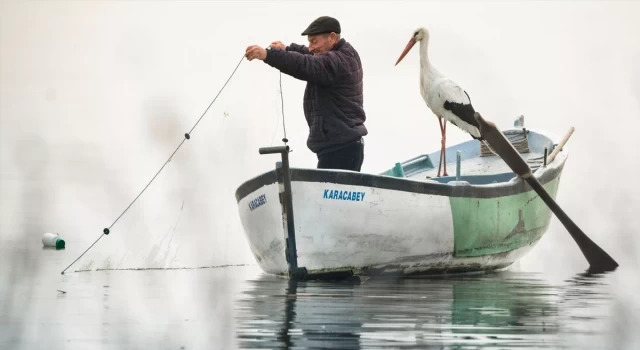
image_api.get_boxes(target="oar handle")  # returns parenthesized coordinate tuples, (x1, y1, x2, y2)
(473, 113, 532, 178)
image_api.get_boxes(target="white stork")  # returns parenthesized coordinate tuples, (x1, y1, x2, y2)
(395, 27, 493, 177)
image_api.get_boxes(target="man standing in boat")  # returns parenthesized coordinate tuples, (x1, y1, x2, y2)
(245, 16, 368, 172)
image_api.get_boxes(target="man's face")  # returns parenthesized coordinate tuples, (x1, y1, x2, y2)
(307, 33, 338, 55)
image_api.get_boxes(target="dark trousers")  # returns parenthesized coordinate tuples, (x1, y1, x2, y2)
(317, 140, 364, 172)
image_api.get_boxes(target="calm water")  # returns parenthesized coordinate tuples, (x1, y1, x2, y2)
(1, 244, 636, 349)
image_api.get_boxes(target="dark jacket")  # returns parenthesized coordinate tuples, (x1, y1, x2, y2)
(263, 39, 368, 154)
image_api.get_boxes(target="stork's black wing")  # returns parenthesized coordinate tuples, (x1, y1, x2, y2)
(443, 90, 479, 129)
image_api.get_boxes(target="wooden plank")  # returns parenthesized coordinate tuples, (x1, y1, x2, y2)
(481, 129, 530, 157)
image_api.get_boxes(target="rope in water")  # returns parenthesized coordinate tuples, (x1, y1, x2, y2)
(61, 53, 246, 275)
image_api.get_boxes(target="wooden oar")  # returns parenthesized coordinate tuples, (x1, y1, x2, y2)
(473, 112, 618, 273)
(547, 126, 574, 164)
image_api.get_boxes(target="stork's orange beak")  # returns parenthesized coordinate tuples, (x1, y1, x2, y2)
(395, 38, 416, 66)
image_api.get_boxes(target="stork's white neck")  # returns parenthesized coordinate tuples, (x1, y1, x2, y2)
(419, 38, 440, 98)
(419, 38, 431, 70)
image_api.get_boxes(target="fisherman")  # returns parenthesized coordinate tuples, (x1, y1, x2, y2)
(245, 16, 368, 172)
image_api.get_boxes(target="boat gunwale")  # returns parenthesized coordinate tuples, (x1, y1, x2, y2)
(235, 158, 566, 202)
(235, 127, 568, 202)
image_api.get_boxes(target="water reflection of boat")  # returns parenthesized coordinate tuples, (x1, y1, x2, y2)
(234, 271, 570, 349)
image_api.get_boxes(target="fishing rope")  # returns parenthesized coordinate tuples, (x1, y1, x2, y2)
(61, 54, 245, 275)
(279, 71, 288, 145)
(269, 71, 288, 146)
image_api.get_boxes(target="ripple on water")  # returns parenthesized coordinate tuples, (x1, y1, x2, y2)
(234, 270, 623, 349)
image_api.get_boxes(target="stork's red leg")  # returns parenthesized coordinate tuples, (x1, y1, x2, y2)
(437, 117, 444, 177)
(442, 120, 448, 176)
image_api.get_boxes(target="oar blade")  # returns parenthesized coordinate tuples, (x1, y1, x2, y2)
(525, 177, 619, 273)
(473, 112, 619, 273)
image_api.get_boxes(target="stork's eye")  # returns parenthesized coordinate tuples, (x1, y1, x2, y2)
(414, 31, 419, 37)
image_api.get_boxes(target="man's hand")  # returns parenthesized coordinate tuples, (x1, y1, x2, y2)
(245, 45, 267, 61)
(269, 41, 286, 50)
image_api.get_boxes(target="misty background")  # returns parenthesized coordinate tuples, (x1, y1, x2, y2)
(1, 0, 639, 295)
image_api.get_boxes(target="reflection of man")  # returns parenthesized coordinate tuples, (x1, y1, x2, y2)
(245, 16, 368, 172)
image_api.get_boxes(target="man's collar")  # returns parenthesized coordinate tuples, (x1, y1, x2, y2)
(331, 38, 346, 51)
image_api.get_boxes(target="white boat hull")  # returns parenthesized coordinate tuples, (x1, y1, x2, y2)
(236, 127, 566, 277)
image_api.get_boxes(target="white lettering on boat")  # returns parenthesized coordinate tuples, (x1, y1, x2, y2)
(248, 194, 267, 211)
(322, 189, 366, 202)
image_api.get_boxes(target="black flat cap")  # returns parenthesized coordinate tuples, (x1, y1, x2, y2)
(301, 16, 341, 36)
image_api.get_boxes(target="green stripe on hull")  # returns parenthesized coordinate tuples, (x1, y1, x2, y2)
(450, 178, 560, 257)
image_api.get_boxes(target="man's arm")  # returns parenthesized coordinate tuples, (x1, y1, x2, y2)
(264, 49, 340, 85)
(286, 43, 311, 55)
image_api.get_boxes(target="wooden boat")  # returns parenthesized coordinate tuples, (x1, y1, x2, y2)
(234, 117, 568, 279)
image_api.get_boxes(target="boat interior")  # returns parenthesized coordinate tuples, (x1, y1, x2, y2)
(379, 125, 560, 185)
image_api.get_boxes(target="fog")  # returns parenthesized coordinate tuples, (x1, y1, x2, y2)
(1, 0, 639, 277)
